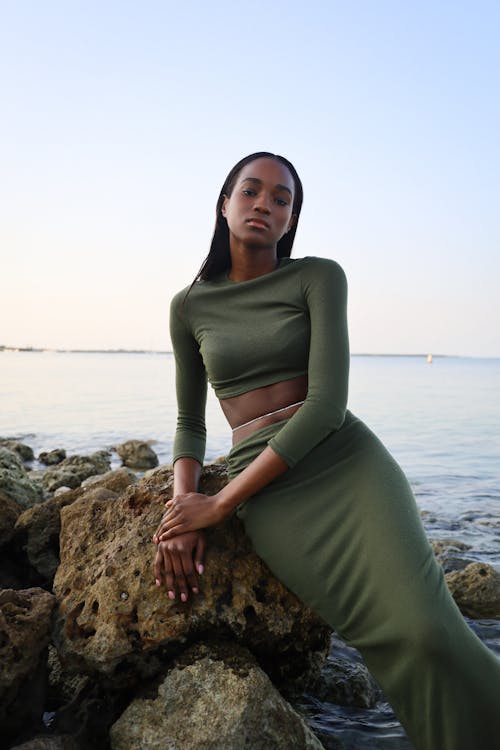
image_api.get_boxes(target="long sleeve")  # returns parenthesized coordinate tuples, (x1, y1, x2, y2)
(169, 290, 207, 465)
(267, 258, 349, 468)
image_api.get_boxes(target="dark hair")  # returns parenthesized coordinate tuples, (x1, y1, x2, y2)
(192, 152, 303, 284)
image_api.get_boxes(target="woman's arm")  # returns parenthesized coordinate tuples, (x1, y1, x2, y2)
(155, 446, 288, 539)
(153, 292, 208, 599)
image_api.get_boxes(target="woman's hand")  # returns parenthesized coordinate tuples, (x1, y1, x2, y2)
(153, 492, 229, 541)
(153, 530, 206, 601)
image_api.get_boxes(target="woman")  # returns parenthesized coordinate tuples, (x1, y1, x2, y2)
(153, 152, 500, 749)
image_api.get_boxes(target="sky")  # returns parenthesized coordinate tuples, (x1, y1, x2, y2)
(1, 1, 499, 356)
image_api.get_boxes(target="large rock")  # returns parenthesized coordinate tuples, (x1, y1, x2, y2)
(0, 448, 43, 508)
(445, 562, 500, 618)
(0, 489, 22, 547)
(32, 451, 112, 493)
(53, 464, 330, 687)
(115, 440, 159, 470)
(0, 587, 55, 740)
(110, 641, 325, 750)
(15, 469, 137, 583)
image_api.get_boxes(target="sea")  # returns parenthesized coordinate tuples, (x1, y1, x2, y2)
(1, 350, 499, 749)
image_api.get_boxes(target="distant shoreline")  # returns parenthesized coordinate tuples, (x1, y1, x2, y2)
(0, 345, 482, 359)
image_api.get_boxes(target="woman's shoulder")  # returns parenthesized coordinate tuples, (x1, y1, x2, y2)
(292, 256, 347, 284)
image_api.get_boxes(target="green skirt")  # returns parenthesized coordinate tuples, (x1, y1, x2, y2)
(229, 411, 500, 750)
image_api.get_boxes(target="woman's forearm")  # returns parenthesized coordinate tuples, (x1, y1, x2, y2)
(173, 457, 202, 495)
(217, 446, 288, 513)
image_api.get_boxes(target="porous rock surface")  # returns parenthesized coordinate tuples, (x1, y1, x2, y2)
(110, 641, 325, 750)
(53, 464, 330, 686)
(445, 562, 500, 618)
(0, 587, 55, 736)
(0, 447, 43, 508)
(0, 489, 22, 547)
(115, 439, 159, 469)
(15, 468, 137, 583)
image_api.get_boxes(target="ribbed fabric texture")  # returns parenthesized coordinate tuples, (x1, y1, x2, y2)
(169, 256, 349, 466)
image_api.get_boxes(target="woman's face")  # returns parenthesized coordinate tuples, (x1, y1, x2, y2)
(221, 158, 296, 249)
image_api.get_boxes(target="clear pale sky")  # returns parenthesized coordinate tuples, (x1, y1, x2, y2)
(1, 1, 499, 355)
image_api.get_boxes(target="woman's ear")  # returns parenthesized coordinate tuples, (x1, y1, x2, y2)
(287, 214, 297, 232)
(221, 194, 228, 217)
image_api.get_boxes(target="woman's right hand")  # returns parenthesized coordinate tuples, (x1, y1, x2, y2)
(153, 530, 206, 601)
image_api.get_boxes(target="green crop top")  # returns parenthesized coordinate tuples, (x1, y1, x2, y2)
(169, 256, 349, 469)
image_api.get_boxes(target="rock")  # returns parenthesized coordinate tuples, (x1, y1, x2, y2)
(311, 657, 380, 709)
(81, 467, 137, 491)
(53, 464, 330, 688)
(34, 451, 112, 493)
(9, 737, 81, 750)
(0, 440, 35, 463)
(430, 539, 476, 573)
(110, 641, 325, 750)
(0, 448, 44, 508)
(430, 538, 472, 556)
(15, 469, 137, 583)
(0, 587, 55, 741)
(39, 449, 67, 466)
(115, 440, 159, 470)
(445, 562, 500, 618)
(0, 490, 22, 547)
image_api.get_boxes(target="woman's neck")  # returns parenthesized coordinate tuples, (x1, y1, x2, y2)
(227, 247, 278, 282)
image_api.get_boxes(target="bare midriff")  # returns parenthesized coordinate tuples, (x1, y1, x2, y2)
(219, 374, 308, 446)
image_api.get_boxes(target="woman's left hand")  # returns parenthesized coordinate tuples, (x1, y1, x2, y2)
(153, 492, 229, 541)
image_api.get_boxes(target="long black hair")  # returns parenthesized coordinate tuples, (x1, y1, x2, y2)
(192, 152, 303, 284)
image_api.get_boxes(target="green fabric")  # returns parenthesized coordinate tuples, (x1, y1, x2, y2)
(170, 255, 500, 749)
(229, 414, 500, 750)
(169, 256, 349, 467)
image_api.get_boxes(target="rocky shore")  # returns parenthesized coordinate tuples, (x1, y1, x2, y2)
(0, 437, 499, 750)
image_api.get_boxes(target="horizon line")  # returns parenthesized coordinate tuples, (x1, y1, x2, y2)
(1, 345, 498, 359)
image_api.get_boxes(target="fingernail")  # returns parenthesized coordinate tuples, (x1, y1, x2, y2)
(197, 564, 204, 575)
(181, 593, 187, 602)
(168, 590, 175, 600)
(192, 587, 199, 594)
(155, 579, 160, 586)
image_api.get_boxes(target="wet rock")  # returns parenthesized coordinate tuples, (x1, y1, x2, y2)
(0, 440, 35, 463)
(39, 449, 67, 466)
(53, 464, 330, 688)
(15, 469, 137, 583)
(0, 490, 22, 547)
(0, 587, 55, 741)
(430, 539, 475, 573)
(110, 641, 325, 750)
(115, 440, 158, 470)
(430, 538, 472, 556)
(34, 451, 112, 494)
(311, 656, 380, 709)
(445, 562, 500, 618)
(0, 447, 43, 508)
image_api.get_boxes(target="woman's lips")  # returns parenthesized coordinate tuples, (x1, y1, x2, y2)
(246, 218, 270, 229)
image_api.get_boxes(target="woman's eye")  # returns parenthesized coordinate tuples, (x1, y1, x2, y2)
(275, 198, 288, 206)
(242, 189, 256, 196)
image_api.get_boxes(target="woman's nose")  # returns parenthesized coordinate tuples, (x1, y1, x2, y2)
(254, 194, 272, 213)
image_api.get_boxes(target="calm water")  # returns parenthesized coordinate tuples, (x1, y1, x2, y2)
(1, 351, 499, 748)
